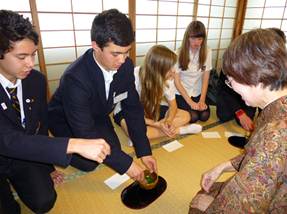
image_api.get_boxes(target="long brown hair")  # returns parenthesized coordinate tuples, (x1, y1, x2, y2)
(140, 45, 177, 120)
(178, 20, 207, 71)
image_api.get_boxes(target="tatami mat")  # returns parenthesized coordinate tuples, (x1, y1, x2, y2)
(20, 107, 244, 213)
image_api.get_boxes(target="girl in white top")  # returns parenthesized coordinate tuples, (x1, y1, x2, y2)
(114, 45, 202, 140)
(174, 21, 212, 123)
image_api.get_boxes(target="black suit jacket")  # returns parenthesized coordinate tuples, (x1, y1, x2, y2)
(0, 70, 71, 170)
(48, 49, 151, 174)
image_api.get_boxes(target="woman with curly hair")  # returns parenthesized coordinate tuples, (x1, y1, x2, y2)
(189, 29, 287, 213)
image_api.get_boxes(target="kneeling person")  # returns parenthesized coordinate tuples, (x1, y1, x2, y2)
(0, 10, 110, 214)
(48, 9, 157, 182)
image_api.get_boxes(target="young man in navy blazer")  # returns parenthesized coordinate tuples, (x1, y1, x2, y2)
(48, 9, 157, 181)
(0, 10, 110, 214)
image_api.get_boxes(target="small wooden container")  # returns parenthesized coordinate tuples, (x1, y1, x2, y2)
(139, 170, 158, 190)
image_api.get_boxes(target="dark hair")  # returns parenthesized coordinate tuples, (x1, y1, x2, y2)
(178, 20, 207, 70)
(223, 29, 287, 91)
(91, 9, 134, 49)
(0, 10, 38, 59)
(268, 27, 286, 44)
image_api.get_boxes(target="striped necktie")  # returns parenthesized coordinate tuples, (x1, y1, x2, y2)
(6, 87, 21, 123)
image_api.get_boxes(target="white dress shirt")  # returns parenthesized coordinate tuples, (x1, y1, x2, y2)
(175, 47, 212, 97)
(93, 54, 117, 100)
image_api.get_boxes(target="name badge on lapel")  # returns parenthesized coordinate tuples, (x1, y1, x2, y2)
(113, 91, 128, 104)
(1, 102, 7, 110)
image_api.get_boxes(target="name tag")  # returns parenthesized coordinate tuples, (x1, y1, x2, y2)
(113, 102, 122, 115)
(113, 91, 128, 104)
(1, 102, 7, 110)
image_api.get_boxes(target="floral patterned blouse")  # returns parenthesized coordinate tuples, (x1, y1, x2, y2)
(206, 96, 287, 213)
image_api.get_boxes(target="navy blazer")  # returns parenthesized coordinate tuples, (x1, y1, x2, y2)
(0, 70, 70, 169)
(48, 49, 152, 174)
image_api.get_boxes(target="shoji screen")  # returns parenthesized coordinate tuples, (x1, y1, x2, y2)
(36, 0, 128, 94)
(243, 0, 287, 39)
(136, 0, 183, 66)
(135, 0, 237, 70)
(1, 0, 39, 70)
(1, 0, 240, 92)
(197, 0, 238, 70)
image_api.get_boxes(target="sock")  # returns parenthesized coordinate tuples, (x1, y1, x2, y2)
(179, 124, 202, 135)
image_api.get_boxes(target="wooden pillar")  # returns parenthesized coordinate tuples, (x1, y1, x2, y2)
(232, 0, 247, 40)
(192, 0, 198, 21)
(29, 0, 50, 98)
(129, 0, 136, 64)
(193, 0, 199, 20)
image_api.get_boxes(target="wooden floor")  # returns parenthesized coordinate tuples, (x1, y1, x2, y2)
(20, 107, 243, 214)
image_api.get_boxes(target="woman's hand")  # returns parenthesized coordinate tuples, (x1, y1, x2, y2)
(159, 120, 176, 138)
(190, 194, 214, 212)
(189, 101, 200, 110)
(201, 164, 225, 192)
(198, 100, 207, 111)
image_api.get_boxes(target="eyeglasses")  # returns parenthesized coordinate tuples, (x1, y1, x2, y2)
(225, 79, 232, 88)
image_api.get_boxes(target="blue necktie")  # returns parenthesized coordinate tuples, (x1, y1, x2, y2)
(6, 87, 21, 123)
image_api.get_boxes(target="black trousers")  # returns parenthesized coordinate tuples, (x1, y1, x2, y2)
(216, 71, 257, 125)
(216, 85, 256, 124)
(0, 159, 56, 214)
(69, 124, 118, 172)
(216, 94, 256, 125)
(50, 117, 133, 174)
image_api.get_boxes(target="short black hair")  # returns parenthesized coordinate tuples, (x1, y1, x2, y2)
(91, 9, 134, 49)
(0, 10, 38, 59)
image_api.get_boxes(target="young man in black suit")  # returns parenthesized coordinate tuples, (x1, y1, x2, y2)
(48, 9, 157, 182)
(0, 10, 110, 214)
